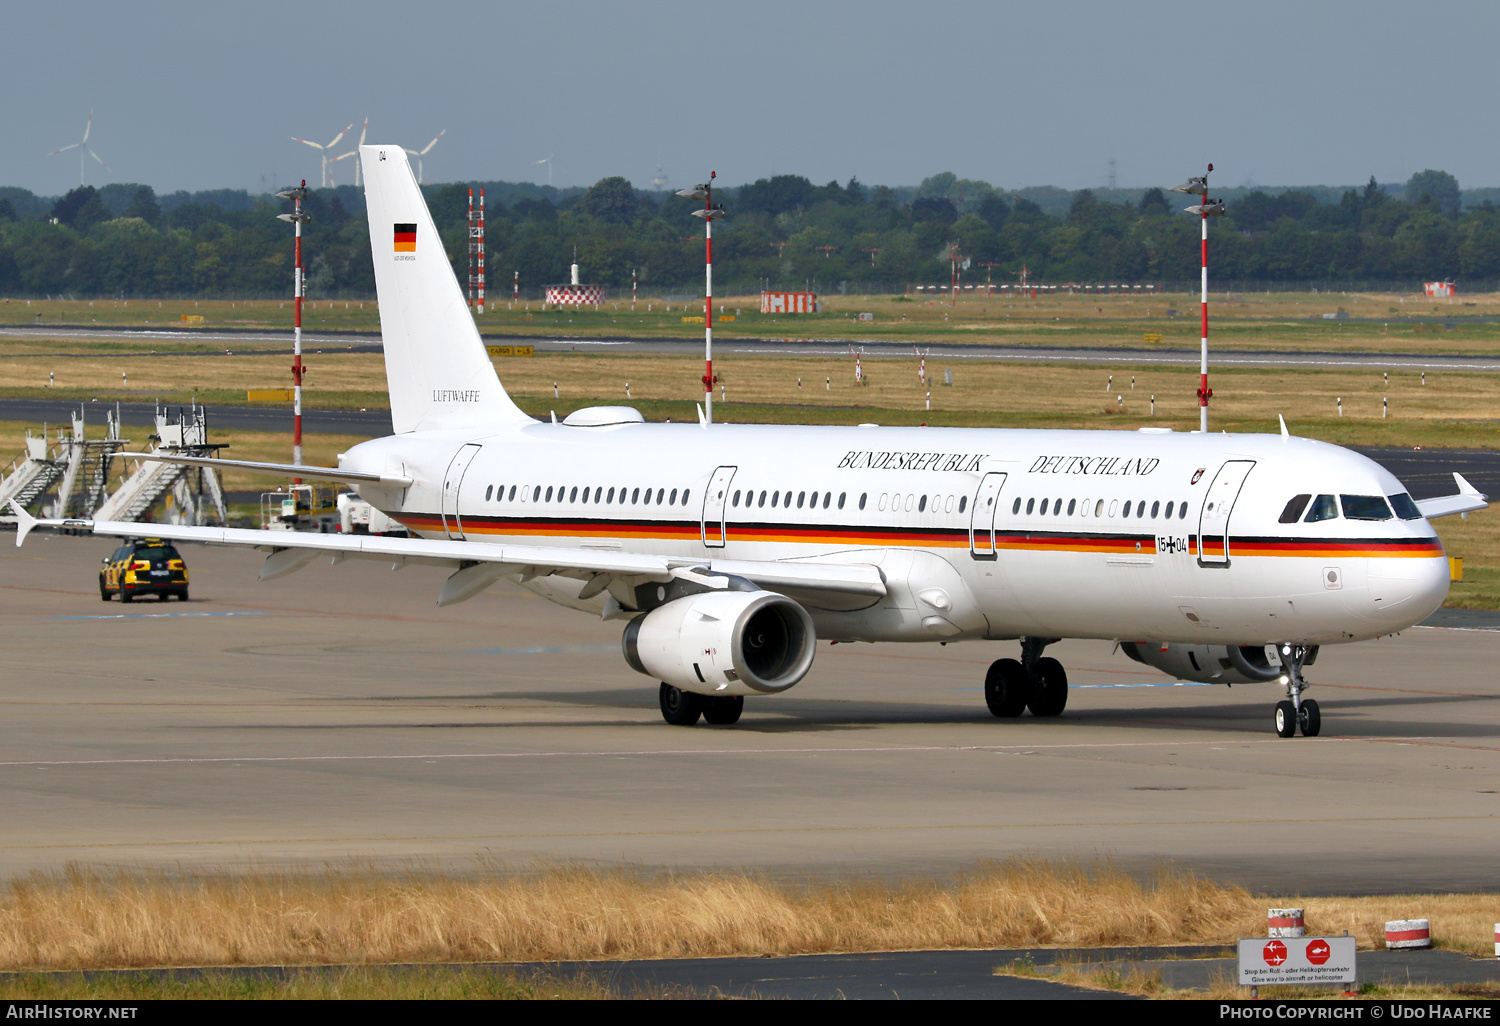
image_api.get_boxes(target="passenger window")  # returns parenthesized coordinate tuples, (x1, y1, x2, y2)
(758, 490, 767, 507)
(1278, 494, 1311, 523)
(859, 493, 867, 510)
(1178, 502, 1187, 519)
(669, 488, 678, 505)
(569, 486, 577, 502)
(838, 492, 846, 509)
(959, 495, 967, 513)
(905, 494, 915, 512)
(656, 488, 665, 504)
(809, 491, 818, 507)
(530, 486, 539, 501)
(877, 494, 887, 511)
(1025, 498, 1035, 515)
(507, 485, 516, 501)
(918, 495, 927, 512)
(1067, 498, 1076, 515)
(783, 491, 792, 507)
(631, 488, 640, 503)
(1108, 499, 1118, 516)
(1150, 501, 1159, 519)
(1122, 501, 1131, 518)
(1304, 495, 1338, 522)
(606, 486, 615, 503)
(797, 491, 806, 509)
(485, 485, 493, 500)
(1164, 500, 1174, 518)
(772, 492, 780, 508)
(824, 493, 831, 509)
(1012, 497, 1021, 515)
(1341, 494, 1393, 521)
(1135, 500, 1146, 517)
(945, 495, 954, 513)
(1096, 499, 1105, 517)
(682, 489, 690, 505)
(1389, 493, 1422, 520)
(732, 490, 740, 507)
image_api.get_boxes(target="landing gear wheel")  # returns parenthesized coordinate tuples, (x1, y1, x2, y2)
(1298, 699, 1321, 738)
(1026, 657, 1069, 717)
(984, 658, 1028, 718)
(702, 695, 744, 725)
(659, 683, 703, 726)
(1274, 700, 1297, 738)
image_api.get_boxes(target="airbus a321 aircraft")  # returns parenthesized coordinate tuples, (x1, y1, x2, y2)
(12, 146, 1490, 736)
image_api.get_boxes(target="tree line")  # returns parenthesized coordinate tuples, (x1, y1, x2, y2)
(0, 168, 1494, 298)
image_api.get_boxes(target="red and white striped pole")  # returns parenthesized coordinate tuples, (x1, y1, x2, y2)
(680, 174, 723, 424)
(477, 188, 486, 314)
(1198, 165, 1213, 433)
(467, 188, 475, 313)
(632, 267, 637, 306)
(513, 270, 519, 301)
(275, 181, 311, 480)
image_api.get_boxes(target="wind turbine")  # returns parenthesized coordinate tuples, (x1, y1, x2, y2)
(47, 110, 109, 187)
(289, 123, 354, 188)
(535, 154, 554, 187)
(329, 117, 369, 187)
(404, 130, 446, 184)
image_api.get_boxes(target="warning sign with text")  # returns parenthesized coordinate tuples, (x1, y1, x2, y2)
(1237, 936, 1356, 985)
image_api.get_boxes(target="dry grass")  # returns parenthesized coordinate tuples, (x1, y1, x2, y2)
(0, 861, 1260, 972)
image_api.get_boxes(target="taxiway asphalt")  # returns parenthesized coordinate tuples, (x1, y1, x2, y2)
(1, 534, 1497, 893)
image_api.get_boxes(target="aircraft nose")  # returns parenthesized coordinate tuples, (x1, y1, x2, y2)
(1367, 554, 1449, 628)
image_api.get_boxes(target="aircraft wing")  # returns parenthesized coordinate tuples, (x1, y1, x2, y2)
(1415, 472, 1489, 520)
(9, 505, 885, 611)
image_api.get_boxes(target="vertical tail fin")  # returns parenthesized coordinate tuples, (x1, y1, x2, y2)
(361, 145, 531, 433)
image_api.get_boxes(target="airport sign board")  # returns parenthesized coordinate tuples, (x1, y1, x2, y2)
(1238, 936, 1356, 985)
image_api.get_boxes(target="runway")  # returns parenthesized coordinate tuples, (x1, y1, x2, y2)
(5, 323, 1500, 370)
(2, 533, 1497, 893)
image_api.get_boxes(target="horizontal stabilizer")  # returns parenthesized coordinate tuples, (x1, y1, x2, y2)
(114, 452, 411, 487)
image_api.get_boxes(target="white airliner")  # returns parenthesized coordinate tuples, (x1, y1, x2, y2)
(11, 146, 1490, 736)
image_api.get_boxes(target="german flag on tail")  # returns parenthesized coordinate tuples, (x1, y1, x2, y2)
(393, 223, 417, 252)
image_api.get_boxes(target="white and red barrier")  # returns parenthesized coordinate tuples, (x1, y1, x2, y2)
(1385, 918, 1431, 949)
(544, 284, 605, 307)
(761, 291, 818, 314)
(1268, 908, 1305, 938)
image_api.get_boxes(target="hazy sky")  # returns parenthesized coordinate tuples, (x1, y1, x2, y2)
(4, 0, 1495, 198)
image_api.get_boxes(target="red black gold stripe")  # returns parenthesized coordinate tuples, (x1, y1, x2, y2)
(392, 513, 1444, 560)
(393, 223, 417, 253)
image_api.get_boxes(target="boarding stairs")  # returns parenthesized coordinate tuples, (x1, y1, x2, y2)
(92, 403, 227, 527)
(0, 435, 64, 517)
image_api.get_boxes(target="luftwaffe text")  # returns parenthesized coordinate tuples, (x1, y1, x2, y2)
(837, 452, 985, 472)
(432, 389, 483, 403)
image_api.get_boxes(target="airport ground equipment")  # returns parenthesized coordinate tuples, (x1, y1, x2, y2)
(96, 404, 227, 527)
(0, 434, 64, 517)
(261, 483, 338, 532)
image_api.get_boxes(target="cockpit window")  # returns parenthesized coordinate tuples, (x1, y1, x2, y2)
(1304, 494, 1339, 523)
(1279, 494, 1312, 524)
(1341, 494, 1393, 521)
(1388, 493, 1423, 520)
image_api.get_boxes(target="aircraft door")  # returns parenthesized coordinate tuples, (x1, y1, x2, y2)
(1197, 460, 1255, 567)
(701, 466, 737, 547)
(700, 466, 738, 547)
(441, 443, 482, 540)
(968, 471, 1008, 559)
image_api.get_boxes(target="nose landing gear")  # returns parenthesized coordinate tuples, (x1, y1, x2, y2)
(985, 637, 1067, 719)
(1273, 644, 1320, 738)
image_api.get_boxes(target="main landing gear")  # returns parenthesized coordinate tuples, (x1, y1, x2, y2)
(985, 637, 1067, 719)
(659, 683, 744, 727)
(1272, 644, 1320, 738)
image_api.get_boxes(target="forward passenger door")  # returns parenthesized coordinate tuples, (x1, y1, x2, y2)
(1197, 460, 1255, 567)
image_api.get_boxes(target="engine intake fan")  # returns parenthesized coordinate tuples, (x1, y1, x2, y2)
(623, 589, 816, 696)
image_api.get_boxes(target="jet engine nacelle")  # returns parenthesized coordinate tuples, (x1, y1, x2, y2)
(1120, 641, 1299, 684)
(622, 589, 817, 697)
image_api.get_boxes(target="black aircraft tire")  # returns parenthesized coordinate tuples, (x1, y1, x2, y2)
(1027, 657, 1069, 717)
(984, 658, 1028, 718)
(1275, 700, 1297, 738)
(1299, 698, 1321, 737)
(659, 683, 704, 726)
(702, 695, 744, 725)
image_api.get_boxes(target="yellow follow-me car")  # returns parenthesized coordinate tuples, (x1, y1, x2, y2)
(98, 538, 190, 603)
